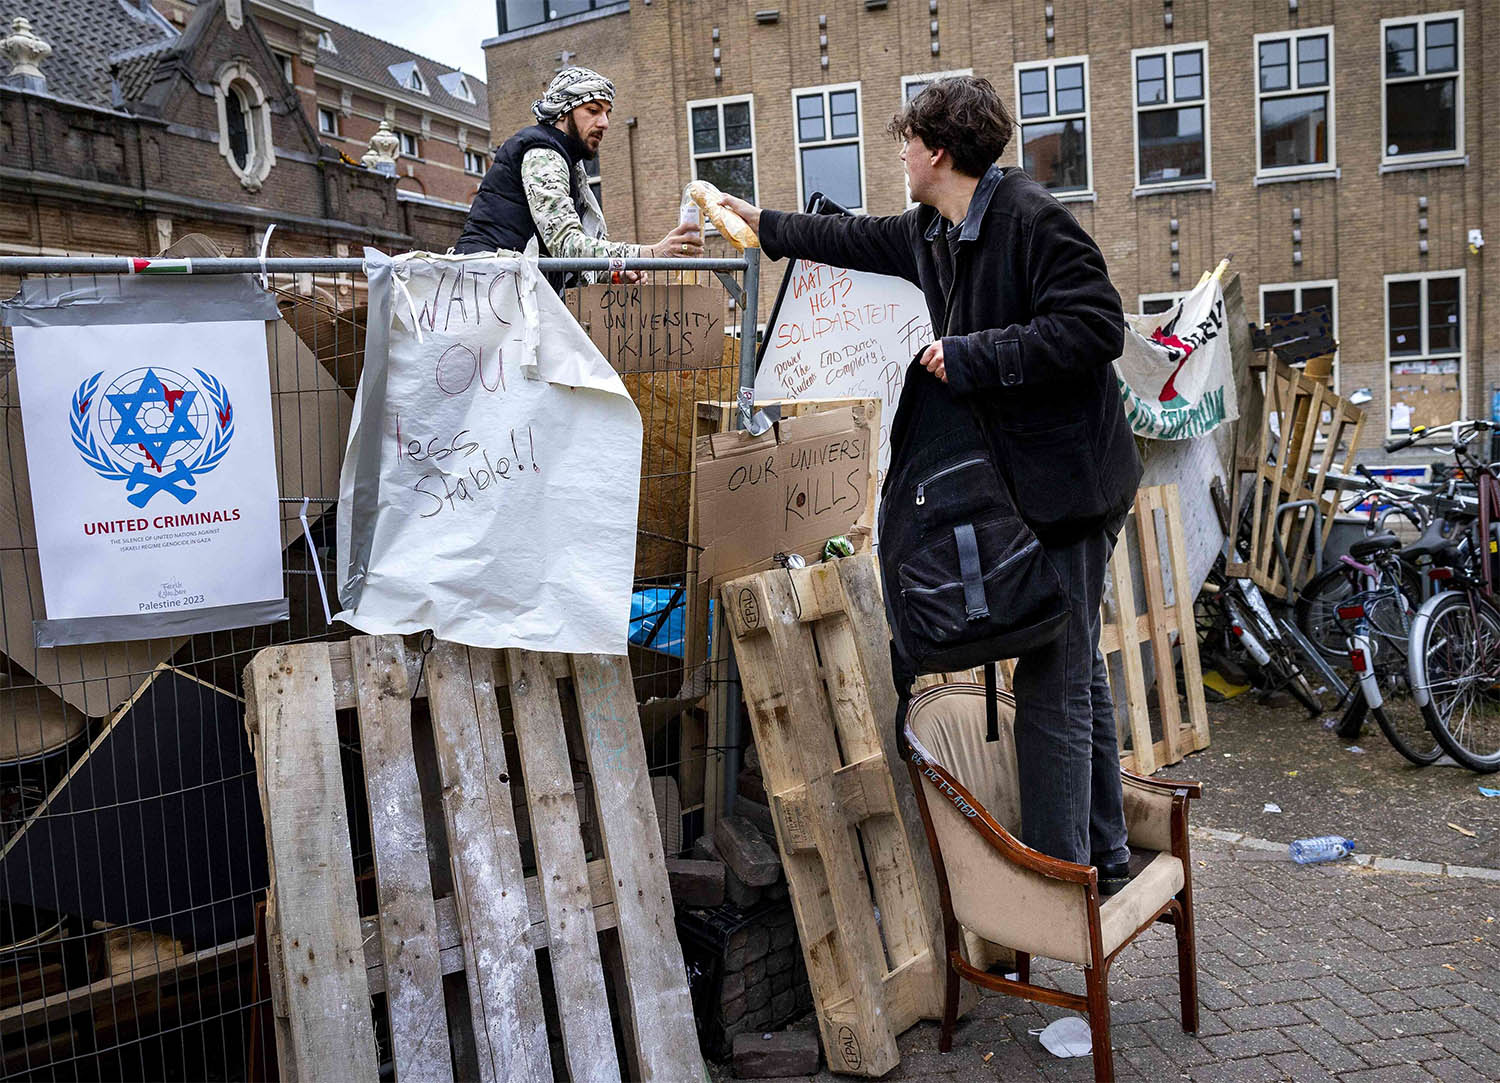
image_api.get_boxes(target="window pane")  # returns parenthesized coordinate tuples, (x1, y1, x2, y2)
(1259, 40, 1290, 91)
(797, 95, 825, 143)
(1262, 289, 1296, 322)
(1173, 50, 1203, 100)
(1019, 68, 1049, 118)
(1388, 280, 1422, 355)
(697, 153, 755, 203)
(226, 89, 249, 168)
(829, 90, 859, 139)
(1138, 105, 1205, 183)
(1428, 276, 1461, 352)
(1142, 298, 1176, 315)
(1302, 287, 1334, 324)
(1386, 78, 1457, 156)
(723, 102, 752, 150)
(691, 106, 720, 154)
(1055, 64, 1084, 114)
(904, 79, 930, 103)
(800, 143, 861, 208)
(1022, 119, 1088, 191)
(1136, 55, 1166, 105)
(1385, 25, 1417, 76)
(1260, 92, 1328, 169)
(1297, 35, 1328, 86)
(1426, 19, 1458, 73)
(550, 0, 591, 16)
(503, 0, 546, 31)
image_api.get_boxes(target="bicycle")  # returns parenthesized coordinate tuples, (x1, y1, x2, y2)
(1396, 421, 1500, 772)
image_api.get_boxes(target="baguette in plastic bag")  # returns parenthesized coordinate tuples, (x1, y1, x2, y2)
(685, 180, 759, 249)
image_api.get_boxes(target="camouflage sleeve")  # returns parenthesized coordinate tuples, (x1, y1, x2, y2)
(521, 148, 644, 266)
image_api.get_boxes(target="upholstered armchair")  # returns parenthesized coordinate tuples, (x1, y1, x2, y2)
(903, 683, 1201, 1083)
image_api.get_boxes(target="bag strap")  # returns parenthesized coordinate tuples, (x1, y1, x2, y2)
(953, 522, 990, 621)
(984, 661, 998, 743)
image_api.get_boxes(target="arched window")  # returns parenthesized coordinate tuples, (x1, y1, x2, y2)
(225, 85, 251, 169)
(214, 62, 276, 191)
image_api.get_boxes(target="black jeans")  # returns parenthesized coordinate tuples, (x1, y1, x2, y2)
(1010, 516, 1130, 868)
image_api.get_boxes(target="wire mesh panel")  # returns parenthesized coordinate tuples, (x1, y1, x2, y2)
(0, 252, 751, 1081)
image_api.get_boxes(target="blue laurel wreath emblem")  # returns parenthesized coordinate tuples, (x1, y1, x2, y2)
(70, 368, 234, 508)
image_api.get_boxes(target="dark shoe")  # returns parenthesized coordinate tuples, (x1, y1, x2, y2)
(1096, 860, 1132, 897)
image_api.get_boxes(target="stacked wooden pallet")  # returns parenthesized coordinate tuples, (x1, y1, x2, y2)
(243, 636, 702, 1082)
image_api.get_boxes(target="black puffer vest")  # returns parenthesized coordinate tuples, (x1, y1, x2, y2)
(455, 124, 585, 267)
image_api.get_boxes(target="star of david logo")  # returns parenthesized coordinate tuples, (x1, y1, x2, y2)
(105, 368, 201, 467)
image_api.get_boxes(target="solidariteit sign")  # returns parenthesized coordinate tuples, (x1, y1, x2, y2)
(2, 275, 288, 645)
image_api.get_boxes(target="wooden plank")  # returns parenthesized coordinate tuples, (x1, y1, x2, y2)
(772, 754, 897, 851)
(1136, 489, 1183, 765)
(425, 642, 550, 1083)
(1162, 487, 1212, 755)
(571, 653, 703, 1082)
(827, 555, 974, 1018)
(246, 645, 380, 1083)
(351, 636, 453, 1083)
(329, 638, 426, 709)
(504, 650, 619, 1083)
(1105, 511, 1155, 774)
(726, 571, 899, 1077)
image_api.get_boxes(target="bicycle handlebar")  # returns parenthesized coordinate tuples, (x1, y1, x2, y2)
(1384, 420, 1494, 455)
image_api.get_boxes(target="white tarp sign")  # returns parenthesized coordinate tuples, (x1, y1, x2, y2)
(5, 280, 287, 646)
(336, 248, 642, 654)
(1116, 275, 1239, 440)
(753, 260, 933, 489)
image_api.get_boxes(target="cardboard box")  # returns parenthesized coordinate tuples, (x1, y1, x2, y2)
(572, 283, 725, 373)
(693, 402, 876, 583)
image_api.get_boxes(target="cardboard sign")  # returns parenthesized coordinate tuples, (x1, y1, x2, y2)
(694, 403, 876, 582)
(754, 261, 933, 490)
(574, 283, 725, 372)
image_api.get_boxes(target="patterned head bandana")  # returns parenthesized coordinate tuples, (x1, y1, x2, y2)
(532, 67, 616, 123)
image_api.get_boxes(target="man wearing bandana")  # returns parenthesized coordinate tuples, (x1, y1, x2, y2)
(456, 67, 702, 286)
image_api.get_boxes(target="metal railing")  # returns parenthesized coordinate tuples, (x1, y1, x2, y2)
(0, 249, 758, 1080)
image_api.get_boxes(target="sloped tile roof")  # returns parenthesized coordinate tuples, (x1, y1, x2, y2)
(0, 0, 175, 110)
(314, 15, 488, 125)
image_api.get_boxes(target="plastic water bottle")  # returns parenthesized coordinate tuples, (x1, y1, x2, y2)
(1289, 836, 1355, 864)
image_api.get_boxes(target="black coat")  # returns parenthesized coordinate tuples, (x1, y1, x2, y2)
(455, 124, 583, 258)
(759, 165, 1142, 545)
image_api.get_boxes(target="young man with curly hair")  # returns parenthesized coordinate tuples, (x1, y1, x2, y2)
(723, 76, 1142, 892)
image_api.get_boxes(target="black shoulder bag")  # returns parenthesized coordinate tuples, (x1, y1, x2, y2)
(880, 354, 1069, 739)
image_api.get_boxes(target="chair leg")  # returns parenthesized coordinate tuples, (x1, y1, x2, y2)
(1085, 965, 1114, 1083)
(1015, 950, 1029, 984)
(1173, 898, 1200, 1033)
(939, 960, 959, 1053)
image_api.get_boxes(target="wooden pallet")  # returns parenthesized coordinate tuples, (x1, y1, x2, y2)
(720, 555, 956, 1078)
(1101, 484, 1212, 775)
(243, 636, 701, 1083)
(1227, 355, 1364, 599)
(684, 396, 881, 838)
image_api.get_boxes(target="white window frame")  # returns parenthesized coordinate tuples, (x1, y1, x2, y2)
(1012, 55, 1094, 199)
(1137, 291, 1189, 315)
(1131, 42, 1212, 190)
(791, 81, 867, 213)
(397, 129, 420, 158)
(1253, 27, 1336, 180)
(405, 68, 427, 94)
(1383, 270, 1466, 437)
(273, 51, 294, 85)
(899, 70, 971, 206)
(1380, 11, 1464, 166)
(451, 76, 474, 104)
(212, 61, 275, 192)
(686, 94, 760, 209)
(317, 106, 339, 137)
(463, 148, 486, 176)
(1260, 279, 1340, 388)
(317, 30, 336, 53)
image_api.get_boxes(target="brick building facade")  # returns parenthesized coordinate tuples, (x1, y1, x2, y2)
(483, 0, 1495, 449)
(153, 0, 492, 211)
(0, 0, 472, 281)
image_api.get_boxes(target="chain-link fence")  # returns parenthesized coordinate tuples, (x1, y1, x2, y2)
(0, 250, 756, 1081)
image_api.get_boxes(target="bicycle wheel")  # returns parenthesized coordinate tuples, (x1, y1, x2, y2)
(1370, 691, 1443, 767)
(1295, 565, 1357, 665)
(1414, 593, 1500, 772)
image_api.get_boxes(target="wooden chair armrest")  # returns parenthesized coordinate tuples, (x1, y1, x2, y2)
(1121, 769, 1203, 799)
